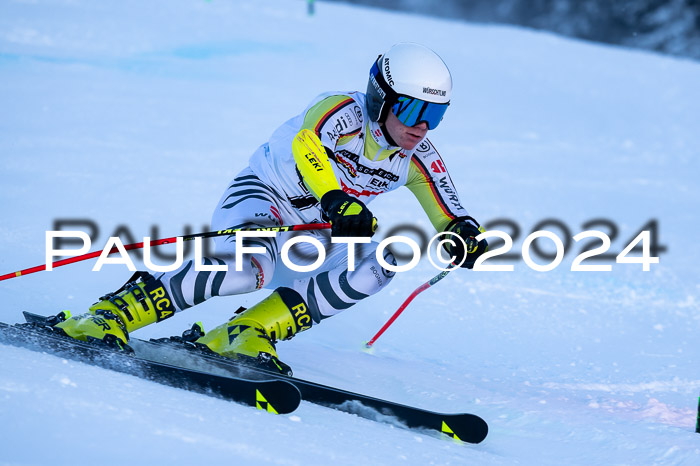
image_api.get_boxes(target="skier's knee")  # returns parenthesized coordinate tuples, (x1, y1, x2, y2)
(157, 254, 275, 309)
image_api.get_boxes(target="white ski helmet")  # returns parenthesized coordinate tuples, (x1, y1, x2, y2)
(366, 42, 452, 129)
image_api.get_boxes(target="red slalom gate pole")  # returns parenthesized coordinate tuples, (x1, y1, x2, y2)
(0, 223, 331, 282)
(365, 265, 456, 348)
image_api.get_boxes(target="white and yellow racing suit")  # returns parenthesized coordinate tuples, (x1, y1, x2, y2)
(157, 91, 479, 323)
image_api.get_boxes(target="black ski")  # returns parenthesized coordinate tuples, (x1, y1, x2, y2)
(14, 312, 488, 443)
(0, 316, 301, 415)
(142, 335, 488, 443)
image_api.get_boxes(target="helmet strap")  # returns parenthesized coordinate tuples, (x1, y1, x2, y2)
(380, 122, 399, 147)
(377, 101, 391, 124)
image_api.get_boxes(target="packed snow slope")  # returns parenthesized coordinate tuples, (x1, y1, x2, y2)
(1, 0, 700, 464)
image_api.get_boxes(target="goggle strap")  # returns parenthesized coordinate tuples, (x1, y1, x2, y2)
(371, 56, 399, 105)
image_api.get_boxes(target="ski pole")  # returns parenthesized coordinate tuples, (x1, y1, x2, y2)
(365, 264, 456, 348)
(0, 223, 331, 282)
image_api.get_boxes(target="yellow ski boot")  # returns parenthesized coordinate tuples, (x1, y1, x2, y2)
(195, 287, 312, 375)
(53, 272, 176, 351)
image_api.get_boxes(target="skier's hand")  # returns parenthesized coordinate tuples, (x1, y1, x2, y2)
(442, 220, 488, 269)
(321, 190, 377, 237)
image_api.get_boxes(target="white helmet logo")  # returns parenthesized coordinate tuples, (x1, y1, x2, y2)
(383, 57, 394, 87)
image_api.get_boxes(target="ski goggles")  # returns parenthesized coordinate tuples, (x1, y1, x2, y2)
(391, 96, 449, 130)
(370, 58, 449, 130)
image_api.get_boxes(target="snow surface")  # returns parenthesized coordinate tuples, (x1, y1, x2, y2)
(1, 0, 700, 464)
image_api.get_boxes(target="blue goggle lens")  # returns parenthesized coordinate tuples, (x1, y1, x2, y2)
(391, 96, 449, 130)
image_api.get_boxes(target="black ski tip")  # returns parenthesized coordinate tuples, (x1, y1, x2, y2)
(439, 413, 488, 444)
(251, 380, 301, 415)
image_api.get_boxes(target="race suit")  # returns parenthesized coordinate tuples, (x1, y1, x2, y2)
(157, 91, 477, 323)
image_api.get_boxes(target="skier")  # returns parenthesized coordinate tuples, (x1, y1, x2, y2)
(52, 43, 488, 374)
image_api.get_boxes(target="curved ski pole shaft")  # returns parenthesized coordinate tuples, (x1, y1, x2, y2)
(365, 265, 455, 348)
(0, 223, 331, 282)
